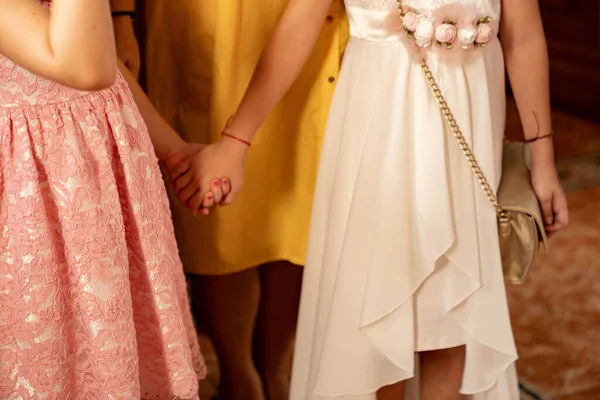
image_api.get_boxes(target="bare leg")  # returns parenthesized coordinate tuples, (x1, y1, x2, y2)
(189, 269, 265, 400)
(420, 346, 467, 400)
(254, 261, 303, 400)
(377, 381, 406, 400)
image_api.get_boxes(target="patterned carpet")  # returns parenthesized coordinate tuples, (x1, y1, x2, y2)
(506, 101, 600, 400)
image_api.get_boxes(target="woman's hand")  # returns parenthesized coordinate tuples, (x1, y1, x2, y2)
(530, 161, 569, 236)
(164, 137, 248, 215)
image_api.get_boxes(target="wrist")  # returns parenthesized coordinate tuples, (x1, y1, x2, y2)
(159, 136, 186, 162)
(225, 113, 261, 144)
(219, 115, 255, 149)
(112, 11, 136, 21)
(527, 139, 556, 169)
(219, 136, 250, 156)
(112, 14, 134, 30)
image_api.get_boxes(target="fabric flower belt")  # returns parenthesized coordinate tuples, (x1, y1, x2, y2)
(397, 3, 498, 61)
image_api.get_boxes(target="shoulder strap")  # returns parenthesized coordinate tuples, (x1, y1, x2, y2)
(396, 0, 503, 216)
(418, 60, 502, 216)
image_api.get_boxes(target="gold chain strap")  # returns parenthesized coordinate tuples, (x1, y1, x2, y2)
(396, 0, 504, 218)
(397, 0, 405, 15)
(420, 62, 502, 215)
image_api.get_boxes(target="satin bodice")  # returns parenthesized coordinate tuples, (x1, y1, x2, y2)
(344, 0, 501, 61)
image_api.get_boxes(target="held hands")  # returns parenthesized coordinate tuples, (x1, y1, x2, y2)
(164, 138, 248, 216)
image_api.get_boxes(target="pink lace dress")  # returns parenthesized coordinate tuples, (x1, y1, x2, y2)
(0, 8, 205, 400)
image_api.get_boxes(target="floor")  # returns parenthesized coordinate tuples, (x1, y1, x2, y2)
(505, 100, 600, 400)
(195, 98, 600, 399)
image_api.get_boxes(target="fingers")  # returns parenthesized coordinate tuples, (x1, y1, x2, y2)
(546, 194, 569, 232)
(172, 171, 193, 194)
(185, 179, 228, 217)
(546, 216, 568, 232)
(540, 198, 554, 227)
(167, 159, 190, 182)
(221, 177, 242, 206)
(186, 190, 209, 216)
(188, 191, 221, 217)
(186, 190, 222, 217)
(177, 183, 199, 206)
(220, 178, 231, 201)
(185, 179, 213, 214)
(164, 144, 208, 181)
(210, 180, 223, 204)
(543, 190, 569, 236)
(221, 188, 240, 206)
(174, 175, 235, 215)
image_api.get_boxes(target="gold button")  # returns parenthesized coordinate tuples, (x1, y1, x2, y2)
(328, 76, 335, 83)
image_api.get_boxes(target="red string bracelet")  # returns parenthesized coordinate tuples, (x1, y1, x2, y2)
(222, 117, 251, 147)
(524, 132, 554, 144)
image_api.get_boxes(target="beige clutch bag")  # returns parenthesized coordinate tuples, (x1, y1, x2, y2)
(420, 61, 548, 285)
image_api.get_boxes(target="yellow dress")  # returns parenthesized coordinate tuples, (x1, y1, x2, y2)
(143, 1, 349, 275)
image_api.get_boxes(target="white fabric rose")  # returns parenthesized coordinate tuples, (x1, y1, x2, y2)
(457, 25, 477, 49)
(414, 19, 434, 48)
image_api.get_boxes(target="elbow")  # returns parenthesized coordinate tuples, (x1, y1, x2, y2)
(78, 53, 118, 90)
(72, 67, 117, 91)
(82, 70, 117, 91)
(46, 47, 118, 90)
(58, 54, 118, 90)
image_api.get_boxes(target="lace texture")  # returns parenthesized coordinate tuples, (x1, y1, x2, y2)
(344, 0, 397, 10)
(345, 0, 497, 12)
(0, 53, 205, 399)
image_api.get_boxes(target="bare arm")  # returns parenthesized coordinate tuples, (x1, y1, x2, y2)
(120, 60, 217, 215)
(226, 0, 334, 141)
(110, 0, 140, 77)
(0, 0, 116, 90)
(500, 0, 554, 166)
(110, 0, 134, 12)
(117, 60, 185, 161)
(164, 0, 334, 207)
(500, 0, 569, 231)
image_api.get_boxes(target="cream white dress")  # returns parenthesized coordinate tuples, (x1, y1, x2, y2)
(289, 0, 520, 398)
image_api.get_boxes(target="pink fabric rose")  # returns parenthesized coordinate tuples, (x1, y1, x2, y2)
(476, 23, 493, 43)
(434, 23, 457, 44)
(402, 12, 419, 31)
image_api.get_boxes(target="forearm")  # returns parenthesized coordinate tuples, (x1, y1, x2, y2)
(118, 61, 185, 161)
(110, 0, 135, 12)
(227, 0, 333, 142)
(501, 0, 554, 166)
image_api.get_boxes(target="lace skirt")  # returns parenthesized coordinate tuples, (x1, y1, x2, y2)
(0, 68, 205, 399)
